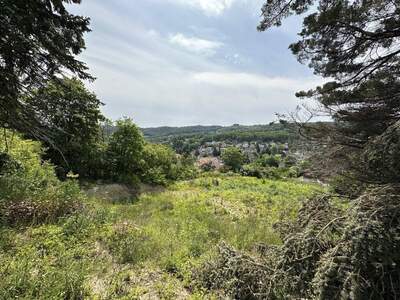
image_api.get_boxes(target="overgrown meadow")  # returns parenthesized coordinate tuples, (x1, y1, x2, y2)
(0, 135, 321, 299)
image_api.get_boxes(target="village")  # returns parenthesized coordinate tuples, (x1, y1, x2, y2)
(193, 140, 290, 169)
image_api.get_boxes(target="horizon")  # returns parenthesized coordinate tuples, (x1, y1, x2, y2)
(140, 122, 276, 129)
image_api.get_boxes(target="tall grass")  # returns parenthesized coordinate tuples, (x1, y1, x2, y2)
(0, 162, 322, 298)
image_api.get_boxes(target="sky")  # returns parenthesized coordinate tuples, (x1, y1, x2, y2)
(68, 0, 322, 127)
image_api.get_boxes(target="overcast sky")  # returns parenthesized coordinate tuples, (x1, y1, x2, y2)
(69, 0, 322, 127)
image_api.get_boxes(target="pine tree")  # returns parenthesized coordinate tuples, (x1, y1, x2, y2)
(0, 0, 91, 138)
(259, 0, 400, 183)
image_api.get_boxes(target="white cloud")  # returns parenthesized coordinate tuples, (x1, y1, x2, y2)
(68, 0, 322, 127)
(171, 0, 235, 16)
(192, 72, 320, 90)
(169, 33, 223, 56)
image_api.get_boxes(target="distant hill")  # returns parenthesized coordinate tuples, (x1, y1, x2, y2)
(141, 123, 294, 144)
(141, 125, 223, 141)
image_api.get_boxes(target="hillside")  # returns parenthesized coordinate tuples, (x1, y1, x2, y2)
(3, 0, 400, 298)
(0, 175, 322, 299)
(141, 123, 294, 144)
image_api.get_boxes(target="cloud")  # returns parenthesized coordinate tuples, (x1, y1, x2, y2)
(68, 0, 321, 127)
(169, 33, 223, 56)
(192, 72, 320, 90)
(170, 0, 235, 16)
(85, 41, 322, 126)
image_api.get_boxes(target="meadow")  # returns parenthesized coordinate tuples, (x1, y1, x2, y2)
(0, 175, 322, 299)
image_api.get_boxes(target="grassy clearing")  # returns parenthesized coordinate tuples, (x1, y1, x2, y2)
(0, 175, 322, 299)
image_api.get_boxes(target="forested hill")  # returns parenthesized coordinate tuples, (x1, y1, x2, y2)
(141, 125, 223, 140)
(141, 123, 294, 144)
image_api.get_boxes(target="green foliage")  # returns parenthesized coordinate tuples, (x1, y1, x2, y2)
(143, 123, 294, 148)
(221, 147, 245, 172)
(0, 252, 87, 299)
(106, 118, 145, 184)
(141, 144, 197, 184)
(0, 174, 321, 299)
(107, 176, 321, 281)
(241, 164, 293, 180)
(361, 121, 400, 184)
(329, 172, 367, 199)
(259, 0, 400, 187)
(241, 154, 300, 180)
(1, 0, 91, 136)
(0, 206, 114, 300)
(29, 77, 106, 179)
(139, 143, 178, 185)
(198, 184, 400, 299)
(102, 222, 154, 265)
(0, 131, 84, 225)
(104, 122, 196, 186)
(174, 154, 198, 181)
(257, 154, 281, 168)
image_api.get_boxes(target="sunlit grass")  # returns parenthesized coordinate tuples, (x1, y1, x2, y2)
(0, 175, 323, 299)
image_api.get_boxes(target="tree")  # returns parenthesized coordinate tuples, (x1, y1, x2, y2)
(212, 146, 221, 157)
(0, 0, 91, 138)
(221, 147, 245, 172)
(29, 77, 105, 178)
(259, 0, 400, 184)
(259, 154, 280, 168)
(256, 1, 400, 298)
(139, 143, 177, 185)
(107, 118, 145, 184)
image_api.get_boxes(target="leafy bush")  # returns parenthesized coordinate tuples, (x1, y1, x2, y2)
(106, 118, 145, 184)
(257, 154, 281, 168)
(139, 144, 197, 185)
(139, 143, 177, 185)
(173, 154, 198, 180)
(221, 147, 245, 172)
(241, 163, 299, 180)
(0, 131, 84, 225)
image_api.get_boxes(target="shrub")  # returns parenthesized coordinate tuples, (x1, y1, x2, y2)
(173, 154, 198, 180)
(139, 144, 197, 185)
(0, 131, 84, 225)
(197, 185, 400, 299)
(258, 154, 281, 168)
(106, 118, 145, 184)
(329, 172, 367, 199)
(241, 163, 299, 180)
(139, 143, 177, 185)
(221, 147, 245, 172)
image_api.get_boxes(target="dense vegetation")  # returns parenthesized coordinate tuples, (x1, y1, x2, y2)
(0, 0, 92, 137)
(1, 0, 400, 299)
(142, 123, 294, 154)
(0, 165, 321, 298)
(0, 132, 84, 226)
(194, 1, 400, 299)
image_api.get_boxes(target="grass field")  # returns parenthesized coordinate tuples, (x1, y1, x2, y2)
(0, 175, 322, 299)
